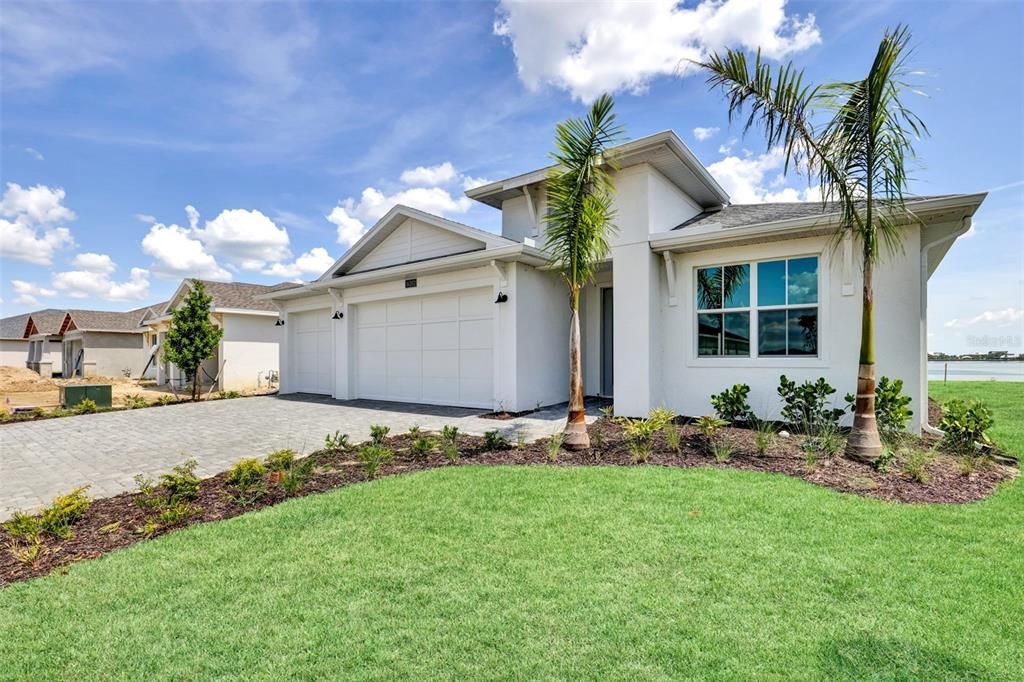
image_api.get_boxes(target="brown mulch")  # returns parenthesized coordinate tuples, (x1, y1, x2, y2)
(1, 421, 1016, 586)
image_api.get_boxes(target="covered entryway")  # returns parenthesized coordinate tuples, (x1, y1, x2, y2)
(291, 309, 333, 395)
(355, 288, 494, 408)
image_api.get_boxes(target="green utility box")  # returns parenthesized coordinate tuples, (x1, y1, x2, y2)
(60, 384, 113, 409)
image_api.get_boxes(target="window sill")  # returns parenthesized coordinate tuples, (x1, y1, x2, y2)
(686, 356, 828, 370)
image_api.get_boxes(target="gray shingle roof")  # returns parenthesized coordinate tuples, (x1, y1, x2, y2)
(673, 195, 958, 231)
(65, 309, 147, 333)
(0, 311, 38, 339)
(184, 280, 300, 313)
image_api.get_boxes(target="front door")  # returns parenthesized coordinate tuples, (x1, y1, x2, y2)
(601, 287, 613, 397)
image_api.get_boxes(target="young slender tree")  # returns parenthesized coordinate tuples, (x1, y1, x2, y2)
(697, 25, 926, 462)
(544, 93, 624, 450)
(163, 280, 224, 401)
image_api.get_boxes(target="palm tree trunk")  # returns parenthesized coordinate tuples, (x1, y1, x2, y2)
(845, 256, 883, 462)
(564, 290, 589, 450)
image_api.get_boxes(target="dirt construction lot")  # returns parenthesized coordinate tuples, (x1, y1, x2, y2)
(0, 367, 272, 412)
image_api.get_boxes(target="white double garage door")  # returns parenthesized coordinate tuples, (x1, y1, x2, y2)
(291, 288, 494, 408)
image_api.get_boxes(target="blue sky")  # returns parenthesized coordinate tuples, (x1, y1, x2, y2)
(1, 0, 1021, 354)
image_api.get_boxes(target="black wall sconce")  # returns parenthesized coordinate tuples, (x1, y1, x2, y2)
(332, 310, 344, 320)
(274, 318, 285, 326)
(494, 292, 508, 304)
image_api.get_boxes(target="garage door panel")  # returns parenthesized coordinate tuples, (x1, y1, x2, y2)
(387, 299, 420, 323)
(356, 288, 493, 408)
(422, 322, 458, 350)
(422, 294, 459, 321)
(291, 309, 332, 395)
(459, 292, 491, 318)
(359, 302, 387, 325)
(357, 327, 386, 348)
(422, 350, 458, 377)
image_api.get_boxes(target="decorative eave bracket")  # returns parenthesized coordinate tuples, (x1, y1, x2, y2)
(663, 252, 678, 307)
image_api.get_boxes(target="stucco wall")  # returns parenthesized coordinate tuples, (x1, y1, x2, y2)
(513, 263, 569, 411)
(0, 339, 28, 368)
(74, 331, 147, 378)
(656, 229, 924, 431)
(220, 313, 281, 391)
(500, 194, 538, 243)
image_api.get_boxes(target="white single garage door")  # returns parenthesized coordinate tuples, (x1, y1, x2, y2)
(291, 309, 333, 395)
(356, 289, 493, 408)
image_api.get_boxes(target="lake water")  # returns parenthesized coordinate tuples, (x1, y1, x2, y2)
(927, 361, 1024, 382)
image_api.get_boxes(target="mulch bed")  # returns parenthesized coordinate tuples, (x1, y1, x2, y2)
(2, 420, 1016, 586)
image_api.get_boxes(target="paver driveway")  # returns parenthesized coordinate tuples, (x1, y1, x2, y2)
(0, 394, 598, 520)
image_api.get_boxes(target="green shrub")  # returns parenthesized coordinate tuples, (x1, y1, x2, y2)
(440, 425, 459, 444)
(622, 418, 658, 463)
(7, 540, 44, 565)
(281, 459, 314, 497)
(710, 384, 752, 423)
(694, 415, 729, 443)
(159, 502, 201, 525)
(265, 449, 296, 472)
(752, 418, 776, 456)
(778, 375, 844, 430)
(217, 390, 241, 399)
(873, 448, 897, 474)
(226, 458, 267, 506)
(410, 436, 436, 460)
(324, 431, 350, 450)
(133, 474, 163, 509)
(844, 376, 913, 442)
(73, 398, 98, 415)
(358, 445, 393, 480)
(3, 512, 43, 543)
(159, 458, 201, 504)
(939, 399, 994, 454)
(122, 394, 149, 409)
(407, 425, 422, 438)
(902, 448, 934, 484)
(369, 425, 390, 445)
(546, 433, 564, 462)
(664, 423, 682, 454)
(483, 430, 511, 451)
(40, 486, 91, 539)
(442, 440, 460, 464)
(156, 395, 178, 406)
(647, 407, 676, 430)
(802, 421, 845, 459)
(711, 440, 736, 463)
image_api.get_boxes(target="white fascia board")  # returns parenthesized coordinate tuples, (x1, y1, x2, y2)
(650, 193, 988, 253)
(308, 244, 550, 291)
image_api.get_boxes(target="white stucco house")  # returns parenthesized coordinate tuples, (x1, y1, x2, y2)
(59, 308, 151, 378)
(1, 309, 65, 376)
(262, 130, 984, 433)
(146, 280, 291, 392)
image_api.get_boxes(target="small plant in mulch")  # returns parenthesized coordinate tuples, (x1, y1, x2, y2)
(159, 502, 202, 525)
(226, 458, 268, 506)
(711, 440, 736, 463)
(358, 445, 393, 480)
(369, 425, 390, 446)
(324, 432, 350, 450)
(156, 395, 178, 406)
(159, 459, 201, 505)
(752, 418, 777, 457)
(72, 399, 99, 415)
(440, 425, 460, 463)
(122, 394, 149, 409)
(621, 417, 657, 464)
(546, 433, 565, 462)
(901, 448, 936, 485)
(694, 415, 728, 445)
(40, 486, 92, 539)
(483, 430, 511, 451)
(410, 436, 437, 461)
(280, 459, 315, 497)
(711, 384, 753, 423)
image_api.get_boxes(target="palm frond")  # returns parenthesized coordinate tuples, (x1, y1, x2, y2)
(544, 93, 625, 292)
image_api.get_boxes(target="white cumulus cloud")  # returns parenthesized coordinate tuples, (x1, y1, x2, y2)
(707, 148, 819, 204)
(262, 247, 335, 280)
(52, 265, 150, 302)
(192, 207, 291, 269)
(944, 308, 1023, 329)
(327, 162, 482, 247)
(141, 221, 232, 281)
(693, 126, 720, 141)
(71, 252, 116, 274)
(0, 182, 76, 265)
(11, 279, 57, 306)
(494, 0, 821, 101)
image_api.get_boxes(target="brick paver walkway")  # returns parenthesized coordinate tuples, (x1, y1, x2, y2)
(0, 394, 598, 520)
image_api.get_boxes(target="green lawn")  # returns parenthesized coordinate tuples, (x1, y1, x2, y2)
(929, 380, 1023, 455)
(0, 384, 1021, 680)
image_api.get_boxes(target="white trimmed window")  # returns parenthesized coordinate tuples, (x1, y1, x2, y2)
(695, 256, 819, 358)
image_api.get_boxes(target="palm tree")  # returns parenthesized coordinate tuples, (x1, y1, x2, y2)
(544, 93, 624, 450)
(697, 25, 926, 462)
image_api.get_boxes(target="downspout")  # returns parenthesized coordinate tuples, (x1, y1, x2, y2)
(920, 217, 972, 435)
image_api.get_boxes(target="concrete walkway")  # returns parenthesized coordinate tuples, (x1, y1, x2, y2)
(0, 394, 599, 520)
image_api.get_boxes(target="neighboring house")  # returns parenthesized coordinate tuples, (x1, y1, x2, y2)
(145, 280, 291, 392)
(60, 308, 151, 378)
(261, 130, 984, 433)
(0, 309, 67, 376)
